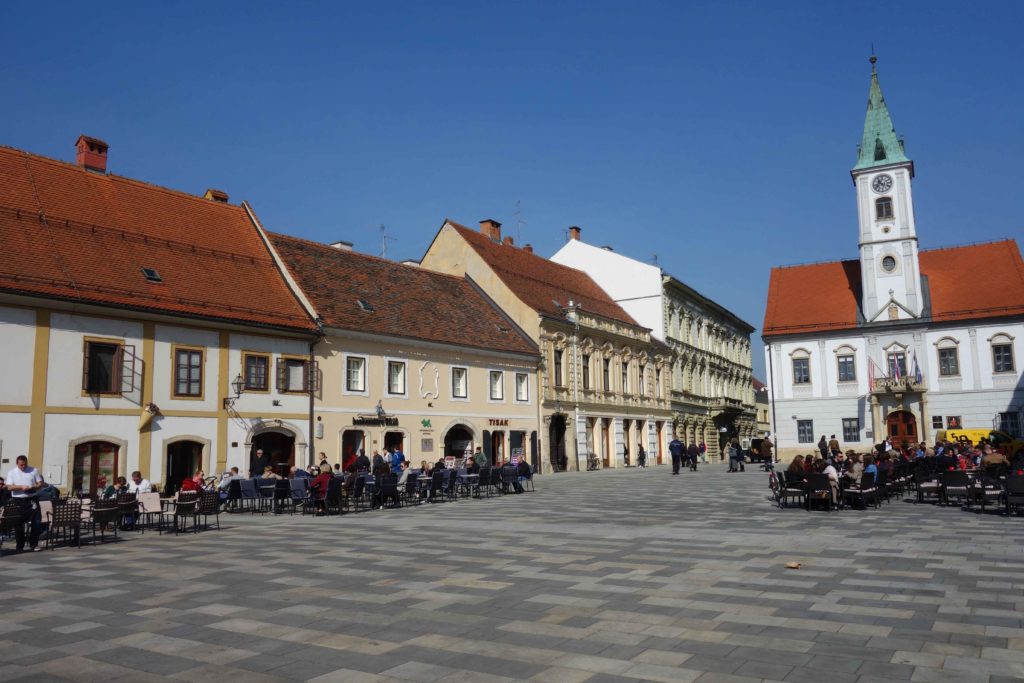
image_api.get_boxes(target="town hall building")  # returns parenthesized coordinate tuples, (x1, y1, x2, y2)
(762, 58, 1024, 460)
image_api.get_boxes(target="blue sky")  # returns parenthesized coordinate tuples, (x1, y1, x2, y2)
(3, 1, 1022, 379)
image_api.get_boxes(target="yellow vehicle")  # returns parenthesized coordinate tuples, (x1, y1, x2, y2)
(936, 428, 1024, 457)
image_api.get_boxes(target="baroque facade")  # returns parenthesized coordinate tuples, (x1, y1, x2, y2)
(552, 232, 756, 458)
(762, 59, 1024, 460)
(421, 219, 674, 473)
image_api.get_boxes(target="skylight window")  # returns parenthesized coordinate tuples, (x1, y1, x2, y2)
(141, 267, 163, 283)
(357, 299, 374, 312)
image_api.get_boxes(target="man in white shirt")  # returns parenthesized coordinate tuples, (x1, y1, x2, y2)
(6, 455, 44, 551)
(127, 470, 152, 494)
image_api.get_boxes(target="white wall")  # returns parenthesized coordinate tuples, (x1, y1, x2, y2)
(228, 333, 311, 414)
(551, 240, 664, 337)
(47, 313, 144, 408)
(152, 325, 220, 411)
(0, 306, 36, 406)
(0, 413, 31, 471)
(42, 413, 137, 487)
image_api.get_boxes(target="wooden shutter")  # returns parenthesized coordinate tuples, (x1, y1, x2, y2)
(275, 357, 286, 392)
(112, 345, 124, 394)
(307, 360, 321, 395)
(120, 344, 137, 394)
(82, 343, 92, 392)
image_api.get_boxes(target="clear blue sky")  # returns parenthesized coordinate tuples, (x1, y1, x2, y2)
(3, 1, 1022, 379)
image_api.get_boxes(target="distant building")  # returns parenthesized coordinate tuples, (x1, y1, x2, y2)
(552, 230, 756, 458)
(753, 379, 770, 439)
(762, 59, 1024, 460)
(422, 220, 674, 473)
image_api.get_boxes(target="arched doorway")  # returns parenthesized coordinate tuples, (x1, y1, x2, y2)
(166, 440, 203, 495)
(252, 429, 295, 478)
(886, 410, 918, 447)
(444, 424, 473, 459)
(384, 431, 405, 454)
(341, 429, 365, 470)
(549, 414, 567, 472)
(72, 441, 119, 495)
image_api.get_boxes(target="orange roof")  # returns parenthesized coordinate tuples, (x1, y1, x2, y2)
(763, 240, 1024, 337)
(447, 222, 639, 326)
(270, 233, 538, 356)
(0, 145, 315, 331)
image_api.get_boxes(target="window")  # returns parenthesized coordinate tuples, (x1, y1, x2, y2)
(875, 196, 893, 219)
(515, 373, 529, 402)
(489, 370, 504, 400)
(932, 415, 943, 429)
(83, 341, 122, 394)
(655, 368, 662, 398)
(621, 362, 629, 394)
(582, 354, 591, 390)
(345, 356, 366, 392)
(837, 354, 856, 382)
(993, 343, 1015, 373)
(173, 347, 203, 397)
(792, 358, 810, 384)
(999, 412, 1021, 438)
(603, 359, 611, 390)
(938, 347, 959, 376)
(842, 418, 860, 443)
(451, 367, 468, 399)
(887, 351, 906, 378)
(639, 363, 647, 396)
(553, 350, 563, 388)
(276, 357, 317, 393)
(243, 353, 269, 391)
(881, 255, 897, 272)
(797, 420, 814, 443)
(387, 360, 406, 395)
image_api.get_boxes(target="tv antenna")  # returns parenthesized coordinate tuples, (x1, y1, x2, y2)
(512, 200, 526, 244)
(380, 224, 397, 259)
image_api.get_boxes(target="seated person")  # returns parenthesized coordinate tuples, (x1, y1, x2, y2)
(862, 454, 878, 482)
(289, 466, 310, 479)
(786, 455, 805, 483)
(341, 464, 357, 497)
(308, 468, 333, 510)
(434, 457, 447, 471)
(464, 458, 480, 475)
(260, 465, 282, 480)
(820, 459, 840, 504)
(397, 461, 412, 488)
(179, 471, 203, 493)
(127, 471, 152, 494)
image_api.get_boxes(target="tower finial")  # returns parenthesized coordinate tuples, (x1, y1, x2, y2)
(869, 46, 877, 73)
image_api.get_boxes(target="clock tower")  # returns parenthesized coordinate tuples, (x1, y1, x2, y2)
(852, 56, 922, 322)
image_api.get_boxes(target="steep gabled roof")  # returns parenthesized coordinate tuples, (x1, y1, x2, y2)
(446, 221, 639, 326)
(0, 145, 315, 331)
(269, 233, 538, 356)
(853, 57, 912, 173)
(763, 240, 1024, 337)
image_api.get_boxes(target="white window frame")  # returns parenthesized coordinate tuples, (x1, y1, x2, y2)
(343, 354, 368, 396)
(488, 369, 505, 402)
(384, 357, 408, 398)
(790, 348, 811, 385)
(989, 333, 1016, 374)
(451, 366, 469, 401)
(514, 372, 530, 403)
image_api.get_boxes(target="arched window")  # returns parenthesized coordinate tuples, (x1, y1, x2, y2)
(790, 348, 811, 385)
(990, 333, 1016, 373)
(876, 196, 893, 220)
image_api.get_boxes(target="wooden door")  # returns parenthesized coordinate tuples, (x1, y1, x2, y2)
(886, 410, 918, 447)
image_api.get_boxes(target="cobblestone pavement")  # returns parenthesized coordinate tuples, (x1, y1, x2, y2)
(2, 466, 1023, 683)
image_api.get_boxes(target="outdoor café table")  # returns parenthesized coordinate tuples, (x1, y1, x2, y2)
(457, 473, 479, 496)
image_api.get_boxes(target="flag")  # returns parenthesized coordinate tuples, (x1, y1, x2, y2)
(912, 351, 923, 384)
(868, 356, 875, 387)
(891, 355, 901, 380)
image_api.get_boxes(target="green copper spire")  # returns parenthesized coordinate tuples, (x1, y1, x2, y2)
(853, 55, 911, 172)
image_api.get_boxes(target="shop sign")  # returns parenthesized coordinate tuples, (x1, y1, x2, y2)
(353, 415, 399, 427)
(488, 418, 509, 426)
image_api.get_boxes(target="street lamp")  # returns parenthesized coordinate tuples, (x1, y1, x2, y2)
(224, 373, 244, 408)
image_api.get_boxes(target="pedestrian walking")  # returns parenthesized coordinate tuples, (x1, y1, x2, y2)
(637, 445, 647, 468)
(687, 442, 700, 471)
(669, 437, 684, 475)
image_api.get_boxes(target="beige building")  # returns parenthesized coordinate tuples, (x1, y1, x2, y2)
(421, 220, 674, 473)
(270, 234, 541, 470)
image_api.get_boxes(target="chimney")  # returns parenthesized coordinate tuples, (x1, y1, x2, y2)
(329, 240, 354, 251)
(203, 188, 229, 203)
(568, 226, 581, 241)
(479, 219, 502, 241)
(75, 135, 109, 173)
(523, 244, 533, 254)
(502, 236, 514, 246)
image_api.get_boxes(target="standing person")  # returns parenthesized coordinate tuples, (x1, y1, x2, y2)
(355, 449, 371, 472)
(623, 444, 630, 467)
(761, 434, 774, 466)
(318, 452, 330, 470)
(249, 448, 269, 478)
(6, 455, 44, 552)
(637, 445, 647, 468)
(732, 437, 745, 472)
(817, 435, 828, 459)
(726, 441, 739, 472)
(669, 436, 684, 475)
(390, 447, 406, 474)
(699, 440, 707, 464)
(473, 446, 487, 469)
(828, 435, 841, 460)
(687, 442, 700, 472)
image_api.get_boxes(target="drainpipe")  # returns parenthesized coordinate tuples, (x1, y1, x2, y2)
(766, 342, 778, 461)
(308, 324, 324, 468)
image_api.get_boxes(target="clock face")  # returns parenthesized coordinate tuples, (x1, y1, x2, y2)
(872, 174, 893, 193)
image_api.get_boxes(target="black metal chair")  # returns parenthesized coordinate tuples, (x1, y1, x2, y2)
(88, 501, 121, 542)
(47, 500, 82, 549)
(972, 475, 1004, 513)
(428, 470, 445, 503)
(804, 473, 834, 511)
(115, 491, 138, 530)
(843, 473, 880, 510)
(941, 470, 970, 507)
(160, 492, 198, 535)
(196, 490, 221, 531)
(1005, 476, 1024, 516)
(914, 469, 941, 504)
(477, 467, 493, 498)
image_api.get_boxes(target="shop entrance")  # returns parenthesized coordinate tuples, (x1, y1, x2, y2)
(886, 410, 918, 447)
(384, 431, 404, 454)
(166, 440, 203, 495)
(549, 414, 567, 472)
(444, 424, 473, 459)
(341, 430, 364, 471)
(252, 430, 295, 478)
(72, 441, 119, 496)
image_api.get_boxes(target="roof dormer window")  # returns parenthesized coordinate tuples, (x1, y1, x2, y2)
(141, 267, 162, 283)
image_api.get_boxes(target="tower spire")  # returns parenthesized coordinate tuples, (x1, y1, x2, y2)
(853, 54, 911, 173)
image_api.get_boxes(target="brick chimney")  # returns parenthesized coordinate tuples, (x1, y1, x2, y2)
(479, 219, 502, 241)
(75, 135, 109, 173)
(203, 188, 229, 203)
(523, 244, 533, 254)
(502, 236, 514, 246)
(568, 226, 581, 241)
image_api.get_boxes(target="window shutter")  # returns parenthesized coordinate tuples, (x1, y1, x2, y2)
(305, 360, 320, 394)
(276, 357, 286, 392)
(121, 344, 137, 394)
(112, 345, 125, 394)
(82, 343, 92, 392)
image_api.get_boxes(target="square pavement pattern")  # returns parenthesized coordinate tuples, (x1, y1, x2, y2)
(1, 466, 1023, 682)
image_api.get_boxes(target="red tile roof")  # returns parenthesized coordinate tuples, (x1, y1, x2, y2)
(269, 233, 539, 356)
(446, 222, 639, 327)
(0, 145, 315, 331)
(763, 240, 1024, 337)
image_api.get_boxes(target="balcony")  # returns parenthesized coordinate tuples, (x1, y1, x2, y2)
(710, 396, 745, 413)
(871, 377, 926, 395)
